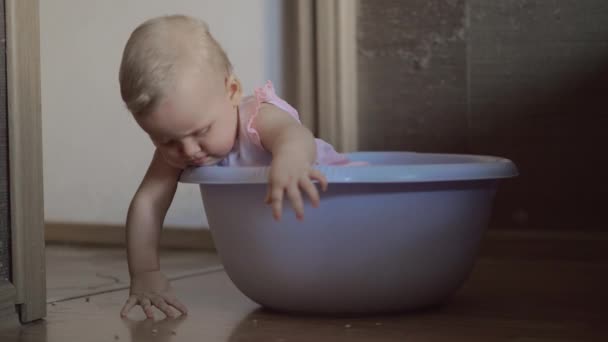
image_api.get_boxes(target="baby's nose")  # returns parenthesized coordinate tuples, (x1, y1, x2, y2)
(182, 140, 203, 159)
(188, 151, 205, 161)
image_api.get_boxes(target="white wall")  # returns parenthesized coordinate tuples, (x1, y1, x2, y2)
(40, 0, 284, 228)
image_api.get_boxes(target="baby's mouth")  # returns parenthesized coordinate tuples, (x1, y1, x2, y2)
(189, 156, 221, 167)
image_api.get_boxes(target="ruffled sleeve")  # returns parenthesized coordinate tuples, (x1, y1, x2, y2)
(246, 81, 301, 148)
(242, 81, 364, 166)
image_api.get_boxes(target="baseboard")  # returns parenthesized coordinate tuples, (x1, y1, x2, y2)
(479, 228, 608, 262)
(45, 222, 216, 251)
(485, 227, 608, 241)
(45, 222, 607, 253)
(0, 308, 19, 329)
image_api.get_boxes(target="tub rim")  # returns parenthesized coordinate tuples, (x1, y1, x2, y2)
(179, 151, 518, 184)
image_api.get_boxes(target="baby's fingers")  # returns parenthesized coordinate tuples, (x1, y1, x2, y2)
(287, 183, 304, 220)
(141, 298, 155, 319)
(310, 169, 328, 192)
(151, 296, 176, 319)
(163, 295, 188, 316)
(266, 185, 285, 220)
(300, 177, 320, 208)
(120, 296, 137, 317)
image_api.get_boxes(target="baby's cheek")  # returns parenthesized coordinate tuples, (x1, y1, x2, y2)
(221, 134, 237, 153)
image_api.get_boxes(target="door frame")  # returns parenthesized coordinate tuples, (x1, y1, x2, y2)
(5, 0, 46, 323)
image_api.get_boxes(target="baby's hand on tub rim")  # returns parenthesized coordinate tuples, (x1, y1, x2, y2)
(120, 270, 187, 320)
(265, 154, 328, 220)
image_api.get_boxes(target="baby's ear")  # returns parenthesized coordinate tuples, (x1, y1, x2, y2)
(226, 74, 242, 106)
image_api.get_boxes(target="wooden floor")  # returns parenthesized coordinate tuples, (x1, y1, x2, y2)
(1, 231, 607, 341)
(45, 244, 220, 302)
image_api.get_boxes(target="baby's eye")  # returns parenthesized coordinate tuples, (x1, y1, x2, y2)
(196, 126, 211, 136)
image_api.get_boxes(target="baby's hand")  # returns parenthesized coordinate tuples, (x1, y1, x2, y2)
(265, 153, 328, 220)
(120, 270, 187, 319)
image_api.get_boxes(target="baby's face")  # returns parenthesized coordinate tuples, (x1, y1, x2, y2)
(136, 71, 239, 168)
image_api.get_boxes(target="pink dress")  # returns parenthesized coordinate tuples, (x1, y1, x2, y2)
(218, 81, 355, 167)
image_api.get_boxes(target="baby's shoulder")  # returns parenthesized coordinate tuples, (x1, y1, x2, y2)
(238, 94, 258, 122)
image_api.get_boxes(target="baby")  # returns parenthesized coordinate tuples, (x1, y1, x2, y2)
(118, 15, 354, 319)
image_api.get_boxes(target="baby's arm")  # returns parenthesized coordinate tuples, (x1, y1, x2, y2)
(120, 149, 187, 319)
(255, 103, 328, 220)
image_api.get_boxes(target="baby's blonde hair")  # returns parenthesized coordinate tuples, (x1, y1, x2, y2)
(119, 15, 233, 116)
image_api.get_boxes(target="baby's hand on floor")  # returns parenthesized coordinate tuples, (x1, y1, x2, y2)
(265, 154, 328, 220)
(120, 270, 188, 320)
